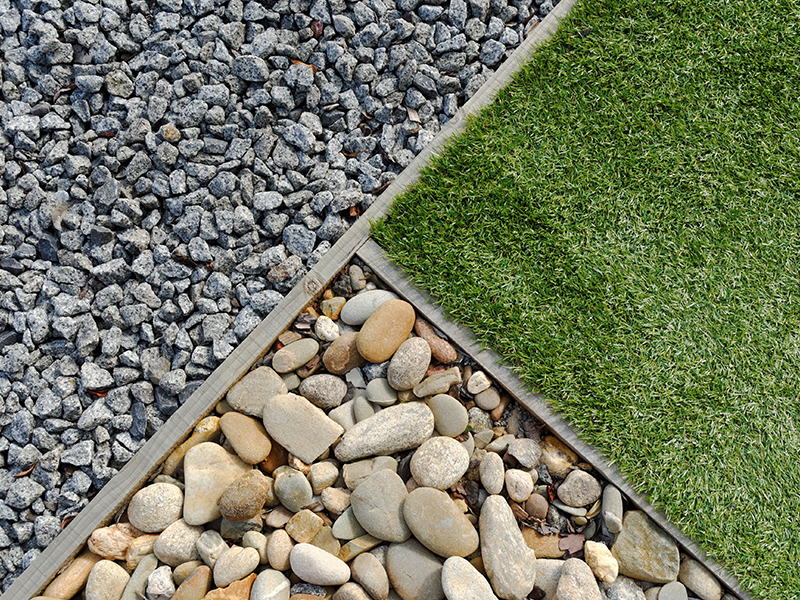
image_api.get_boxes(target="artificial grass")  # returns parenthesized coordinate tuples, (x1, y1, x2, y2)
(372, 0, 800, 597)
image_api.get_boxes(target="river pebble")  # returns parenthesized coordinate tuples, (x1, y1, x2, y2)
(410, 437, 470, 490)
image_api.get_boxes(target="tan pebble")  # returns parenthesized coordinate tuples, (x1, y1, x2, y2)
(184, 442, 251, 526)
(126, 534, 159, 570)
(309, 460, 339, 495)
(220, 412, 273, 464)
(584, 541, 618, 584)
(323, 333, 366, 375)
(162, 416, 221, 476)
(351, 552, 389, 600)
(412, 367, 461, 398)
(267, 529, 295, 571)
(474, 386, 500, 411)
(504, 469, 533, 503)
(524, 494, 549, 521)
(215, 400, 234, 415)
(213, 546, 260, 588)
(338, 535, 382, 563)
(203, 572, 256, 600)
(173, 565, 212, 600)
(288, 454, 313, 474)
(466, 371, 491, 395)
(128, 483, 184, 533)
(226, 367, 288, 417)
(521, 529, 565, 558)
(321, 487, 351, 516)
(414, 319, 457, 364)
(310, 525, 341, 557)
(490, 395, 511, 421)
(88, 523, 142, 561)
(43, 549, 103, 599)
(218, 471, 271, 523)
(356, 300, 416, 363)
(85, 560, 130, 600)
(539, 436, 578, 478)
(286, 509, 325, 543)
(332, 582, 372, 600)
(273, 339, 320, 373)
(173, 561, 205, 586)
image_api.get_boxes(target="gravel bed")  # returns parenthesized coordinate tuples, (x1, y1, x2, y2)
(0, 0, 556, 588)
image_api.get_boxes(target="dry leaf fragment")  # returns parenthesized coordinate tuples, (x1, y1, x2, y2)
(558, 533, 585, 555)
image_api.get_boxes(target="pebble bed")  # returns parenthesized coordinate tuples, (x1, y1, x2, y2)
(0, 0, 555, 587)
(35, 266, 733, 600)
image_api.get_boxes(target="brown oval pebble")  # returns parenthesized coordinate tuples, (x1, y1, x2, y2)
(414, 319, 458, 364)
(525, 494, 549, 521)
(218, 470, 271, 522)
(357, 300, 416, 363)
(323, 333, 367, 375)
(220, 412, 273, 464)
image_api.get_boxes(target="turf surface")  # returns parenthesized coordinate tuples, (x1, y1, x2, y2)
(373, 0, 800, 597)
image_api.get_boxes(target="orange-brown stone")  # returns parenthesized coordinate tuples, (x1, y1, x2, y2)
(173, 566, 213, 600)
(521, 529, 565, 558)
(356, 300, 416, 363)
(43, 550, 103, 599)
(203, 573, 256, 600)
(323, 333, 366, 375)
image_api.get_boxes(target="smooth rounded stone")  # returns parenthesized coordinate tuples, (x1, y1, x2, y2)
(600, 575, 646, 600)
(243, 531, 269, 564)
(263, 394, 344, 464)
(335, 402, 434, 462)
(227, 367, 288, 416)
(414, 319, 458, 365)
(460, 433, 475, 457)
(427, 394, 468, 437)
(524, 494, 548, 520)
(154, 519, 203, 566)
(539, 436, 577, 478)
(290, 543, 351, 585)
(274, 466, 314, 512)
(351, 469, 411, 542)
(552, 499, 586, 517)
(366, 378, 398, 407)
(356, 300, 416, 363)
(252, 570, 291, 600)
(387, 338, 431, 391)
(533, 559, 563, 600)
(183, 442, 251, 525)
(333, 507, 368, 540)
(323, 333, 367, 375)
(322, 486, 352, 515)
(403, 488, 479, 558)
(339, 534, 383, 562)
(603, 485, 624, 534)
(343, 457, 398, 490)
(484, 434, 515, 454)
(163, 416, 222, 477)
(146, 565, 175, 600)
(86, 560, 130, 600)
(353, 395, 376, 422)
(413, 367, 461, 398)
(220, 412, 273, 464)
(333, 582, 373, 600)
(557, 470, 602, 508)
(479, 452, 505, 495)
(330, 400, 357, 431)
(441, 557, 498, 600)
(315, 316, 340, 341)
(479, 495, 537, 600)
(128, 483, 184, 533)
(121, 553, 159, 600)
(554, 558, 602, 600)
(266, 505, 296, 528)
(505, 470, 533, 502)
(310, 461, 339, 494)
(172, 565, 212, 600)
(340, 290, 399, 325)
(466, 372, 491, 394)
(410, 437, 469, 490)
(646, 589, 662, 600)
(322, 296, 347, 319)
(658, 581, 688, 600)
(385, 538, 444, 600)
(44, 549, 103, 599)
(679, 559, 722, 600)
(584, 541, 619, 583)
(218, 470, 271, 522)
(299, 374, 348, 409)
(268, 529, 295, 571)
(214, 546, 260, 587)
(351, 552, 389, 600)
(197, 530, 229, 568)
(506, 439, 541, 469)
(286, 509, 324, 543)
(124, 537, 158, 569)
(273, 338, 320, 373)
(611, 511, 679, 584)
(474, 387, 501, 411)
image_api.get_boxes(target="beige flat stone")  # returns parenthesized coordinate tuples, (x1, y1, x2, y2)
(262, 393, 344, 464)
(163, 416, 222, 476)
(43, 549, 103, 599)
(183, 442, 251, 526)
(220, 412, 273, 464)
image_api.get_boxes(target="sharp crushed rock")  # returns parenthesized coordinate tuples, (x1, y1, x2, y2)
(0, 0, 556, 588)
